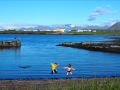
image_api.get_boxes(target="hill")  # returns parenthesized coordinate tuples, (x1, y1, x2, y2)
(20, 24, 109, 30)
(108, 22, 120, 30)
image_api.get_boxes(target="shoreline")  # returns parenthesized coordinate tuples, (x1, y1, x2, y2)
(0, 76, 120, 90)
(0, 75, 120, 80)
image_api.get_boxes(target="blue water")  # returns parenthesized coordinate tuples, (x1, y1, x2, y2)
(0, 34, 120, 79)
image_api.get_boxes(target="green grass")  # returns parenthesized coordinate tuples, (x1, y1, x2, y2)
(1, 77, 120, 90)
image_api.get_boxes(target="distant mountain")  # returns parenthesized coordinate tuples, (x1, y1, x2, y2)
(20, 24, 110, 30)
(20, 25, 51, 30)
(108, 22, 120, 30)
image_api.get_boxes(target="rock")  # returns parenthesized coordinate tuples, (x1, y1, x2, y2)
(56, 38, 120, 54)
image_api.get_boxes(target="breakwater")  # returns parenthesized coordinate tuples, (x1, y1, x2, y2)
(56, 38, 120, 53)
(0, 40, 21, 48)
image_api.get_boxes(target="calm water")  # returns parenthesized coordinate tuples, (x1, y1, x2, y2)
(0, 34, 120, 79)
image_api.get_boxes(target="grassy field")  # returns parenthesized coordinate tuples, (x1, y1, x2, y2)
(0, 77, 120, 90)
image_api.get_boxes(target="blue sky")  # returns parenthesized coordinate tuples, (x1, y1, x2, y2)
(0, 0, 120, 29)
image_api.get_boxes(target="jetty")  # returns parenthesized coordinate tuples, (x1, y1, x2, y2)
(0, 40, 21, 48)
(56, 38, 120, 53)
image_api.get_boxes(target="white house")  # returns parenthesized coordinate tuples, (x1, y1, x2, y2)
(56, 28, 65, 32)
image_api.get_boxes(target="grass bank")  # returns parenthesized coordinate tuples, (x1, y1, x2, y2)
(0, 77, 120, 90)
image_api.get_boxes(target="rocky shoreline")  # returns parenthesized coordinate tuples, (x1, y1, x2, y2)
(56, 38, 120, 53)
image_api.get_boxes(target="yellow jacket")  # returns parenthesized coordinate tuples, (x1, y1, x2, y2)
(51, 63, 57, 69)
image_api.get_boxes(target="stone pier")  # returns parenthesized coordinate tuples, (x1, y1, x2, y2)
(0, 40, 21, 48)
(56, 39, 120, 54)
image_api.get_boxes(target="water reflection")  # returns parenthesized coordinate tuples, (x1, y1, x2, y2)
(0, 47, 21, 59)
(0, 47, 21, 53)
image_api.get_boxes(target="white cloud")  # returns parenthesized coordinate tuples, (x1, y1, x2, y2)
(0, 22, 39, 29)
(100, 18, 120, 26)
(88, 6, 117, 21)
(107, 5, 111, 8)
(108, 10, 117, 14)
(1, 26, 17, 29)
(88, 13, 99, 21)
(93, 7, 108, 15)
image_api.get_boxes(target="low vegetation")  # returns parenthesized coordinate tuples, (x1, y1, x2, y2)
(0, 77, 120, 90)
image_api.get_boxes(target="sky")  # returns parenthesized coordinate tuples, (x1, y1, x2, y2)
(0, 0, 120, 29)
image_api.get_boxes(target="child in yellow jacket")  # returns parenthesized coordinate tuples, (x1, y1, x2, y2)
(51, 63, 59, 74)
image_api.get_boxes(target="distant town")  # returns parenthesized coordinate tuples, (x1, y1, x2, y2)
(0, 22, 120, 34)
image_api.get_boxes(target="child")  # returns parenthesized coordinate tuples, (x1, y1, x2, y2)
(50, 63, 59, 74)
(64, 64, 75, 75)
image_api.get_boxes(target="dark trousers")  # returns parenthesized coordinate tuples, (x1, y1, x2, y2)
(51, 69, 57, 74)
